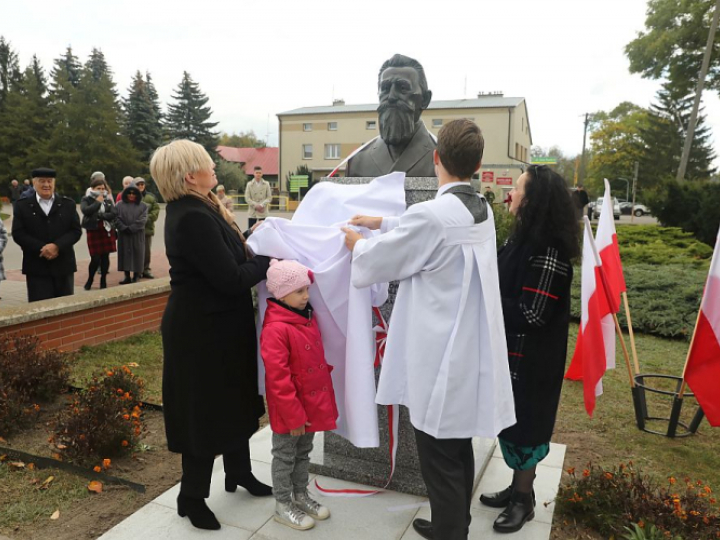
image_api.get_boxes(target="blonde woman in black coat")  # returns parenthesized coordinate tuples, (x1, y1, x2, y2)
(150, 140, 271, 531)
(479, 165, 580, 533)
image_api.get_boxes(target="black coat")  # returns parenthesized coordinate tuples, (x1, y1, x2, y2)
(81, 194, 117, 230)
(497, 240, 573, 447)
(11, 195, 82, 277)
(161, 196, 270, 457)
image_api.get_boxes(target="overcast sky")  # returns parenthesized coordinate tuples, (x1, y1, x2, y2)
(3, 0, 719, 165)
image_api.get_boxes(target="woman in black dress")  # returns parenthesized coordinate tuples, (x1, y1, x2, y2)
(480, 165, 580, 533)
(150, 140, 271, 531)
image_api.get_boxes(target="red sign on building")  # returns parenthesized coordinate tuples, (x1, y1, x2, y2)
(496, 177, 513, 186)
(481, 171, 494, 183)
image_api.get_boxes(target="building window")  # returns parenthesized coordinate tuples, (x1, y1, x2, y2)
(325, 144, 340, 159)
(366, 120, 376, 130)
(328, 121, 338, 131)
(303, 123, 312, 132)
(432, 119, 443, 128)
(303, 144, 313, 159)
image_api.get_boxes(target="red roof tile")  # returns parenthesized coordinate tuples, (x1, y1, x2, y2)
(217, 146, 279, 175)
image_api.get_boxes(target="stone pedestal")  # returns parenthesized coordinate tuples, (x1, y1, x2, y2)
(308, 176, 495, 497)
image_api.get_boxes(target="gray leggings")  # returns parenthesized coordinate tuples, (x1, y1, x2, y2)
(271, 432, 315, 503)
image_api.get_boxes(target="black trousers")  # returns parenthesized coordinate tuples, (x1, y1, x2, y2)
(180, 438, 252, 499)
(26, 274, 74, 303)
(144, 234, 153, 273)
(414, 428, 474, 540)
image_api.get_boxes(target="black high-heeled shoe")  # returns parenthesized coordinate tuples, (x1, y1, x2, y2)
(177, 493, 220, 530)
(83, 277, 94, 291)
(225, 473, 273, 496)
(119, 273, 132, 285)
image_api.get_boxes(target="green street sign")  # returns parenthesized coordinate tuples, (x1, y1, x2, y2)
(289, 175, 309, 193)
(531, 157, 557, 164)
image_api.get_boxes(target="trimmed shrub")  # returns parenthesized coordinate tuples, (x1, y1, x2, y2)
(54, 366, 145, 462)
(0, 334, 71, 401)
(646, 179, 720, 247)
(557, 463, 719, 539)
(0, 334, 70, 436)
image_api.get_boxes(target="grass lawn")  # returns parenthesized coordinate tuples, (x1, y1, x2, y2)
(556, 323, 720, 490)
(70, 331, 164, 404)
(0, 464, 89, 530)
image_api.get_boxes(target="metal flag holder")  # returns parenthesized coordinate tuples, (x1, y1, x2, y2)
(631, 374, 705, 438)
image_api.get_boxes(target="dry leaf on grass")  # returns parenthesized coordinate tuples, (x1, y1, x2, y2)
(55, 444, 67, 450)
(9, 461, 25, 469)
(127, 362, 140, 367)
(0, 436, 6, 444)
(39, 476, 55, 490)
(87, 480, 103, 493)
(50, 510, 60, 520)
(27, 463, 35, 470)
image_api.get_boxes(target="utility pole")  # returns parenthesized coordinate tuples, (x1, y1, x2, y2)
(631, 161, 639, 223)
(677, 0, 720, 182)
(580, 113, 590, 185)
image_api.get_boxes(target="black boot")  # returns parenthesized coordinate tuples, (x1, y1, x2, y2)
(132, 273, 141, 283)
(493, 490, 535, 533)
(100, 274, 107, 289)
(480, 484, 513, 508)
(83, 276, 94, 291)
(225, 473, 272, 496)
(177, 493, 220, 530)
(119, 272, 132, 285)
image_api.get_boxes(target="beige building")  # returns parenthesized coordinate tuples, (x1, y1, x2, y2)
(277, 93, 532, 196)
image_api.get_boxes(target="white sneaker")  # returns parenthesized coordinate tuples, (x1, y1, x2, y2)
(293, 490, 330, 520)
(274, 501, 315, 530)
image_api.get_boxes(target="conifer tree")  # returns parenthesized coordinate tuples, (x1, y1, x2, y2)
(640, 83, 716, 183)
(40, 49, 141, 195)
(49, 46, 81, 107)
(0, 56, 52, 180)
(0, 36, 22, 111)
(164, 71, 219, 154)
(124, 71, 163, 162)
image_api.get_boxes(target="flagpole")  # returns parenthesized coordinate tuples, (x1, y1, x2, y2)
(677, 308, 704, 399)
(583, 217, 635, 388)
(622, 292, 641, 374)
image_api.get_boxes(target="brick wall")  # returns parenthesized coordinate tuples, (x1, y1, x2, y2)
(0, 281, 170, 352)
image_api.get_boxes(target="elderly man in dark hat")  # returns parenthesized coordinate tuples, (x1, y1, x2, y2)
(12, 168, 82, 302)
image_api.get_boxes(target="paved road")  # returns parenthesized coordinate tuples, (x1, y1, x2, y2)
(0, 204, 294, 308)
(1, 203, 294, 272)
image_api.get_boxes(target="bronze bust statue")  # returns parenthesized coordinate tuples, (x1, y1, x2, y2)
(346, 54, 436, 177)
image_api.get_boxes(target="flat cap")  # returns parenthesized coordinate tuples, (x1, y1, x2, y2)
(31, 167, 56, 178)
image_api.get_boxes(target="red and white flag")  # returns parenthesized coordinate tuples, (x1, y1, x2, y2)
(684, 226, 720, 426)
(569, 220, 611, 416)
(566, 179, 625, 382)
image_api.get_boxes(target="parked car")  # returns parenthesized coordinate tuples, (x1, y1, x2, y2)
(619, 202, 651, 217)
(592, 197, 621, 220)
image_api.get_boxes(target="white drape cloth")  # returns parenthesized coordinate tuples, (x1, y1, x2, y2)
(351, 189, 517, 439)
(247, 172, 407, 447)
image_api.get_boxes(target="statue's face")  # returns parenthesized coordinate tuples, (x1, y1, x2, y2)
(378, 67, 424, 146)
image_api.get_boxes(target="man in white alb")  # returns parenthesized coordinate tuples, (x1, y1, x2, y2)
(343, 119, 516, 540)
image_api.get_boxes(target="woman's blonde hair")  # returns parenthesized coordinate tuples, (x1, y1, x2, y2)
(149, 140, 214, 202)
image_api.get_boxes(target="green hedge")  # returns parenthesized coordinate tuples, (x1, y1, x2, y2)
(569, 225, 711, 339)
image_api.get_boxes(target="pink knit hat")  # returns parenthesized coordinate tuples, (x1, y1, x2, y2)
(266, 259, 314, 299)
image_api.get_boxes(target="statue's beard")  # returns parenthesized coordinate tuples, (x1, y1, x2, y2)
(378, 101, 417, 146)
